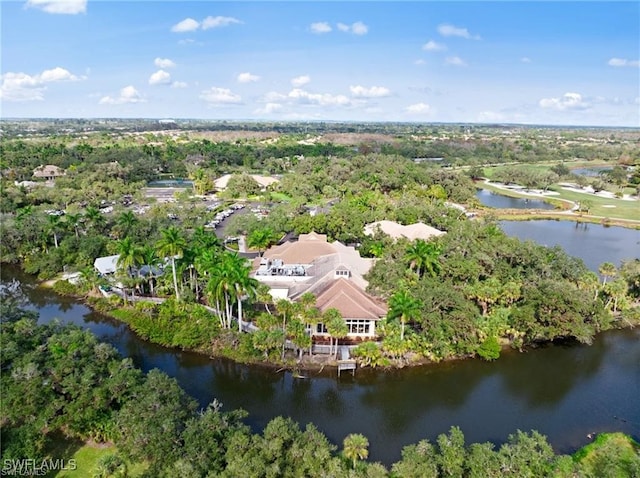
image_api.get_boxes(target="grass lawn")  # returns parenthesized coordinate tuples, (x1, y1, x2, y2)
(44, 437, 147, 478)
(572, 433, 640, 476)
(547, 186, 640, 221)
(476, 182, 640, 222)
(480, 160, 615, 180)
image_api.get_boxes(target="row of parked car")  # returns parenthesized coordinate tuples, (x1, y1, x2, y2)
(204, 203, 245, 229)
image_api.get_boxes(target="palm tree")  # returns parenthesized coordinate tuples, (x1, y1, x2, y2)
(230, 254, 258, 332)
(84, 206, 106, 232)
(388, 289, 422, 340)
(115, 238, 143, 302)
(578, 271, 600, 301)
(64, 212, 82, 238)
(140, 245, 161, 297)
(116, 211, 138, 239)
(276, 299, 296, 359)
(404, 239, 442, 278)
(599, 262, 617, 286)
(46, 214, 61, 249)
(343, 433, 369, 469)
(156, 226, 187, 300)
(247, 228, 278, 256)
(324, 308, 348, 358)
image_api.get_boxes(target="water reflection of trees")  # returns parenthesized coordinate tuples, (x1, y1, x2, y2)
(499, 339, 605, 407)
(357, 361, 490, 434)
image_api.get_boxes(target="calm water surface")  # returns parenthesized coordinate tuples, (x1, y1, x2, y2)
(476, 189, 556, 210)
(3, 219, 640, 465)
(571, 166, 613, 177)
(500, 220, 640, 272)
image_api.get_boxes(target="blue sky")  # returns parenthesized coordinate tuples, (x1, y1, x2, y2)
(1, 1, 638, 126)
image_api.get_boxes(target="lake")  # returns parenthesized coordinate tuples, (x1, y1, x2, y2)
(2, 218, 639, 466)
(476, 189, 556, 210)
(499, 220, 640, 272)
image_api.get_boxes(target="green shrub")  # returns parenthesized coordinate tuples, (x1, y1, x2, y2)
(52, 279, 79, 296)
(476, 336, 501, 361)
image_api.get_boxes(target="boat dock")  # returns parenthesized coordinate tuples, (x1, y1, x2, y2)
(337, 346, 356, 377)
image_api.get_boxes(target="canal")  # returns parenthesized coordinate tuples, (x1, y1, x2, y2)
(2, 220, 639, 466)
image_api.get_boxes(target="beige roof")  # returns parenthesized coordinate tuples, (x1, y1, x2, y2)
(364, 220, 444, 241)
(214, 173, 279, 190)
(263, 232, 337, 265)
(315, 278, 387, 320)
(33, 164, 65, 178)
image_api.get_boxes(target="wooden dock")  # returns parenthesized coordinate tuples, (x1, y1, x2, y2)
(337, 346, 356, 377)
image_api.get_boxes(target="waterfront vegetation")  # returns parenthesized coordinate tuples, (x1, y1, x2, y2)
(2, 300, 639, 477)
(1, 120, 640, 475)
(1, 121, 639, 369)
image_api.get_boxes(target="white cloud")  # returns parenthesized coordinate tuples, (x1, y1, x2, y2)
(437, 23, 480, 40)
(521, 57, 532, 63)
(405, 103, 431, 114)
(25, 0, 86, 14)
(310, 22, 332, 34)
(350, 21, 368, 35)
(261, 91, 286, 103)
(171, 81, 188, 89)
(200, 87, 242, 105)
(539, 92, 589, 111)
(288, 88, 351, 106)
(414, 59, 426, 65)
(445, 56, 467, 66)
(202, 16, 242, 30)
(336, 21, 368, 35)
(172, 18, 200, 33)
(608, 58, 640, 67)
(254, 102, 283, 115)
(39, 67, 80, 82)
(149, 70, 171, 85)
(237, 72, 261, 83)
(154, 58, 176, 69)
(1, 67, 82, 101)
(99, 86, 145, 105)
(349, 85, 391, 98)
(423, 40, 446, 52)
(291, 75, 311, 87)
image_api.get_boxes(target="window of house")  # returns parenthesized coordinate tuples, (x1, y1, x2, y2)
(316, 323, 328, 334)
(335, 269, 350, 277)
(345, 319, 370, 335)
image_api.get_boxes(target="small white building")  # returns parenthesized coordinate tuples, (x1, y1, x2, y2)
(94, 255, 119, 275)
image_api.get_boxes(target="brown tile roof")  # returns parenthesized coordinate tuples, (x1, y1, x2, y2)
(32, 164, 65, 178)
(315, 278, 387, 320)
(264, 232, 337, 264)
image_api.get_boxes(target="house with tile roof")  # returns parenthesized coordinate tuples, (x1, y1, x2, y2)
(364, 220, 445, 241)
(214, 173, 279, 191)
(252, 232, 385, 339)
(33, 164, 66, 181)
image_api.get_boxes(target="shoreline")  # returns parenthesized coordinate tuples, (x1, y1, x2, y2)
(36, 271, 639, 374)
(474, 182, 640, 229)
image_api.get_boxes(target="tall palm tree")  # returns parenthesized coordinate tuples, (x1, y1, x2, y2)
(46, 214, 61, 249)
(324, 308, 348, 358)
(598, 262, 617, 286)
(247, 228, 278, 256)
(231, 255, 259, 332)
(343, 433, 369, 469)
(156, 226, 187, 301)
(388, 289, 422, 341)
(84, 206, 106, 233)
(64, 212, 82, 238)
(140, 245, 161, 297)
(116, 210, 138, 239)
(404, 239, 442, 278)
(115, 237, 143, 302)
